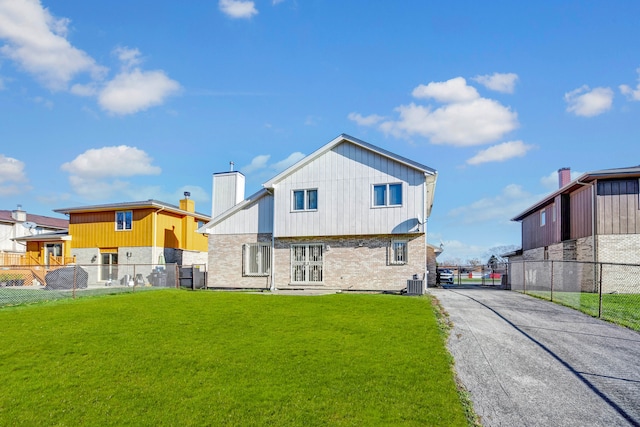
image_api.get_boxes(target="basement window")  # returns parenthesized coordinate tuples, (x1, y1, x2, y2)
(243, 243, 271, 276)
(390, 240, 408, 265)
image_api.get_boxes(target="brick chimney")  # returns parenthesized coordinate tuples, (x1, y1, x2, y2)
(558, 167, 571, 188)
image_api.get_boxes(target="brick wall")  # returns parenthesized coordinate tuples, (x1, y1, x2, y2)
(576, 236, 594, 262)
(208, 233, 272, 289)
(522, 247, 545, 261)
(426, 245, 437, 287)
(597, 234, 640, 264)
(273, 234, 426, 291)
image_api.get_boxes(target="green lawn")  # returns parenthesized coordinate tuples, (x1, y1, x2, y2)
(0, 290, 470, 426)
(526, 291, 640, 331)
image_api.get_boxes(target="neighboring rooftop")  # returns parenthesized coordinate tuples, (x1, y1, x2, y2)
(0, 210, 68, 230)
(512, 165, 640, 222)
(54, 199, 211, 220)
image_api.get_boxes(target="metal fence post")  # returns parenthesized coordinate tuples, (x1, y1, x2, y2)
(523, 260, 526, 294)
(598, 262, 603, 318)
(72, 264, 77, 300)
(550, 260, 554, 302)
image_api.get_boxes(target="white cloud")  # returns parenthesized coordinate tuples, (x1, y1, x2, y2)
(61, 146, 162, 200)
(619, 67, 640, 101)
(272, 152, 304, 172)
(0, 4, 180, 115)
(0, 154, 30, 196)
(467, 140, 533, 165)
(0, 0, 106, 90)
(114, 46, 142, 69)
(348, 112, 385, 126)
(241, 154, 270, 174)
(361, 77, 518, 146)
(564, 85, 613, 117)
(380, 98, 518, 146)
(98, 68, 181, 115)
(472, 72, 519, 94)
(240, 151, 305, 176)
(540, 169, 584, 191)
(61, 146, 161, 179)
(219, 0, 258, 19)
(33, 95, 53, 109)
(449, 184, 540, 225)
(412, 77, 479, 103)
(436, 239, 489, 264)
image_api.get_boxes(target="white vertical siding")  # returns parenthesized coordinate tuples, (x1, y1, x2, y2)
(274, 142, 425, 237)
(212, 172, 245, 219)
(211, 194, 273, 234)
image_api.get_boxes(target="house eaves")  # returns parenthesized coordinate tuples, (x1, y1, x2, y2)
(511, 165, 640, 222)
(12, 230, 71, 242)
(54, 200, 211, 222)
(262, 133, 437, 189)
(197, 188, 271, 233)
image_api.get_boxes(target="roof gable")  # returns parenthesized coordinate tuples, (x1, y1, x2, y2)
(263, 134, 436, 188)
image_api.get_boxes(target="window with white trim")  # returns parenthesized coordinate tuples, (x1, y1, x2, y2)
(540, 209, 546, 227)
(243, 243, 271, 276)
(116, 211, 132, 231)
(390, 240, 408, 265)
(292, 189, 318, 211)
(373, 183, 402, 207)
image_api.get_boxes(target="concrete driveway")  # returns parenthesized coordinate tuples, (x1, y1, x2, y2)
(430, 287, 640, 427)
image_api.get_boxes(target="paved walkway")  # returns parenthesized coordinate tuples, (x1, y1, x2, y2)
(430, 287, 640, 427)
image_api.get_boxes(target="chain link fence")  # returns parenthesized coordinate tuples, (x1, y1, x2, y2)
(0, 263, 180, 308)
(508, 260, 640, 331)
(436, 264, 508, 287)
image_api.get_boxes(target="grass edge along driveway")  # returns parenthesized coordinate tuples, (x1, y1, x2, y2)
(0, 290, 471, 426)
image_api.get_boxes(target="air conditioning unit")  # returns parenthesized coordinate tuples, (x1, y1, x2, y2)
(406, 279, 425, 295)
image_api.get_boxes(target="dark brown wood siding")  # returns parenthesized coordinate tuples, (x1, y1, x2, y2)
(597, 179, 640, 235)
(521, 203, 557, 250)
(570, 185, 593, 239)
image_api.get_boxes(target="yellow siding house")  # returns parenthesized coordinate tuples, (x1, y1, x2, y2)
(54, 197, 210, 284)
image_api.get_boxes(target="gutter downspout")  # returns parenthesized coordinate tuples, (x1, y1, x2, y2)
(153, 206, 166, 265)
(269, 187, 276, 292)
(423, 174, 428, 287)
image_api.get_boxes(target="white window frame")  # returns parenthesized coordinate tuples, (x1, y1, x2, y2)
(372, 183, 403, 208)
(390, 240, 408, 265)
(116, 210, 133, 231)
(540, 209, 546, 227)
(243, 243, 271, 277)
(292, 189, 318, 212)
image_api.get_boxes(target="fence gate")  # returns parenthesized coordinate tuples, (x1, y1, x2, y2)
(179, 265, 207, 290)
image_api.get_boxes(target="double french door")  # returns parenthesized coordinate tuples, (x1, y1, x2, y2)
(291, 244, 323, 284)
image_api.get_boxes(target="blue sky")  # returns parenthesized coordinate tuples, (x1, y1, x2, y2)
(1, 0, 639, 263)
